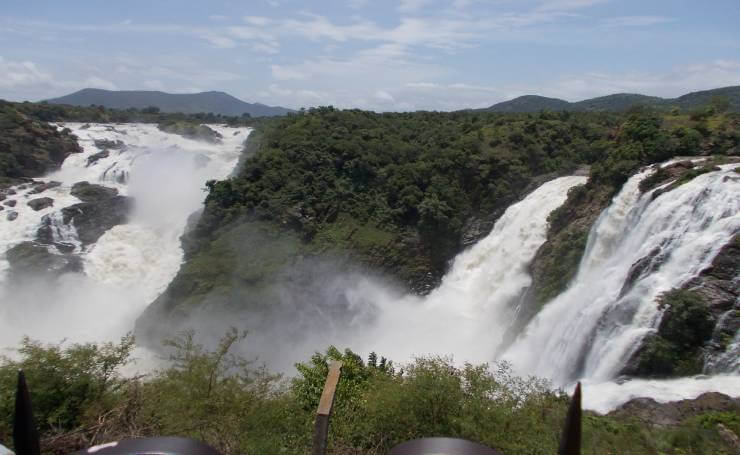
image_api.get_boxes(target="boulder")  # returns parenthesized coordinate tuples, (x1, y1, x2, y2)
(607, 392, 739, 426)
(27, 197, 54, 211)
(6, 210, 18, 221)
(28, 180, 61, 195)
(70, 181, 118, 202)
(93, 138, 126, 150)
(86, 150, 110, 167)
(36, 214, 55, 244)
(4, 200, 16, 207)
(62, 190, 132, 245)
(4, 241, 82, 281)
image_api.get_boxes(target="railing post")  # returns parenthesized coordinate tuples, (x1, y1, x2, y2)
(312, 360, 343, 455)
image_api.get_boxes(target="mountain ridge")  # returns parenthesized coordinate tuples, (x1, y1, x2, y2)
(487, 86, 740, 113)
(45, 88, 294, 117)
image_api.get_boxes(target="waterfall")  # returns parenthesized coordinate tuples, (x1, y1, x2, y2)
(0, 123, 249, 348)
(2, 119, 737, 413)
(502, 164, 740, 386)
(341, 176, 588, 366)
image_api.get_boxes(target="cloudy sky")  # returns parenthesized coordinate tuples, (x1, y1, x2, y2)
(1, 0, 738, 111)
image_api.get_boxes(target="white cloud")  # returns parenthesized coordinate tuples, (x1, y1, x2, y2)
(601, 16, 674, 28)
(268, 84, 293, 96)
(0, 56, 52, 89)
(209, 15, 229, 21)
(532, 59, 740, 101)
(271, 65, 310, 80)
(398, 0, 435, 12)
(348, 0, 369, 8)
(252, 42, 279, 54)
(375, 89, 395, 102)
(244, 16, 271, 26)
(201, 33, 236, 48)
(537, 0, 609, 11)
(82, 76, 117, 90)
(405, 82, 439, 88)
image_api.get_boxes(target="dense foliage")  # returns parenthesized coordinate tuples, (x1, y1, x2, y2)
(5, 100, 257, 126)
(1, 336, 737, 454)
(0, 102, 81, 186)
(197, 107, 620, 290)
(192, 105, 738, 295)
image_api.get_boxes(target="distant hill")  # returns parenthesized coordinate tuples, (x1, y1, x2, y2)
(487, 86, 740, 113)
(45, 88, 294, 117)
(485, 95, 571, 113)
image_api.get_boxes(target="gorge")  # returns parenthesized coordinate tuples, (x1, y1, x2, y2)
(0, 103, 738, 453)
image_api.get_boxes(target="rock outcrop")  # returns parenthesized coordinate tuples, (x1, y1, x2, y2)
(607, 392, 739, 426)
(157, 122, 222, 143)
(5, 241, 83, 282)
(61, 182, 132, 245)
(28, 181, 61, 194)
(86, 150, 110, 166)
(27, 197, 54, 211)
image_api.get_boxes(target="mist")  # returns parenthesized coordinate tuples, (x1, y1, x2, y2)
(0, 123, 247, 362)
(139, 176, 587, 373)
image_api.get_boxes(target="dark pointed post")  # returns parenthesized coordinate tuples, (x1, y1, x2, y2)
(312, 360, 342, 455)
(14, 370, 41, 455)
(558, 382, 582, 455)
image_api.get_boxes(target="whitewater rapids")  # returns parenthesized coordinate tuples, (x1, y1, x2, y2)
(1, 121, 737, 414)
(338, 162, 740, 412)
(0, 123, 249, 348)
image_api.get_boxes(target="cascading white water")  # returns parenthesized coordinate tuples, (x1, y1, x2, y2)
(2, 120, 737, 414)
(0, 123, 249, 348)
(502, 164, 740, 387)
(337, 176, 588, 365)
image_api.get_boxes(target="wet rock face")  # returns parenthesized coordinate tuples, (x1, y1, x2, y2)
(86, 150, 110, 167)
(93, 138, 126, 150)
(5, 241, 83, 282)
(622, 235, 739, 377)
(35, 214, 76, 253)
(62, 183, 132, 244)
(608, 392, 739, 426)
(70, 181, 118, 202)
(27, 197, 54, 211)
(28, 181, 61, 195)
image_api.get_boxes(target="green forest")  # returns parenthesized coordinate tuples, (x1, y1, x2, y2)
(188, 103, 738, 296)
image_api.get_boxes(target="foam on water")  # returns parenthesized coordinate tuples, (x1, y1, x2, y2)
(0, 123, 249, 348)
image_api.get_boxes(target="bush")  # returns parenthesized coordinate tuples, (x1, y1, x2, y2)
(0, 335, 134, 443)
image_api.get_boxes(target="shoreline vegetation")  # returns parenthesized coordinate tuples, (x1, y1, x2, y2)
(0, 334, 738, 454)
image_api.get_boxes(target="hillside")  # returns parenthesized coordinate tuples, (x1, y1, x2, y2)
(483, 95, 571, 113)
(487, 86, 740, 113)
(45, 88, 294, 117)
(0, 101, 81, 187)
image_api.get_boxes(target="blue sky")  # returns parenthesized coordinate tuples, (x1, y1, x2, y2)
(1, 0, 738, 111)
